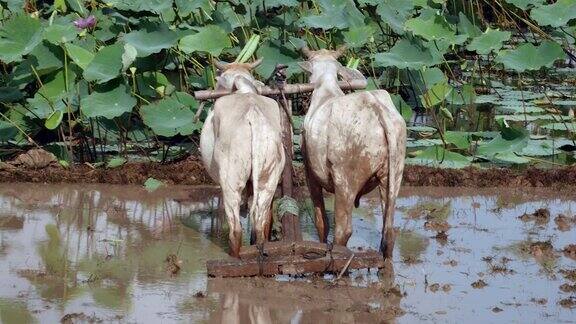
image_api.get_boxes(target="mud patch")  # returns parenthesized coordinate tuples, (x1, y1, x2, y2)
(564, 244, 576, 260)
(559, 297, 576, 309)
(559, 283, 576, 293)
(555, 214, 574, 231)
(2, 157, 576, 187)
(471, 279, 488, 289)
(560, 269, 576, 282)
(518, 208, 550, 225)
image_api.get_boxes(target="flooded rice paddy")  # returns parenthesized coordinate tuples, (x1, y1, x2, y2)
(0, 184, 574, 323)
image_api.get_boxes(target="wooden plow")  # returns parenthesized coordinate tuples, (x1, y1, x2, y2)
(195, 65, 385, 278)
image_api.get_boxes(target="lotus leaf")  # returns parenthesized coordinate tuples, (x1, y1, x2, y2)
(44, 24, 77, 44)
(406, 146, 472, 169)
(81, 84, 136, 119)
(123, 25, 178, 57)
(65, 43, 94, 70)
(495, 41, 565, 72)
(298, 0, 365, 30)
(83, 43, 124, 83)
(140, 96, 199, 137)
(179, 25, 231, 56)
(0, 14, 43, 63)
(530, 0, 576, 28)
(467, 28, 511, 55)
(504, 0, 545, 9)
(405, 15, 457, 43)
(374, 39, 440, 70)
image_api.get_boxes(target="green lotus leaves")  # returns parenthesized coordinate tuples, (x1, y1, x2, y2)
(45, 110, 63, 130)
(81, 84, 136, 119)
(175, 0, 214, 17)
(0, 14, 43, 63)
(65, 43, 94, 70)
(0, 0, 574, 169)
(179, 25, 231, 56)
(541, 122, 576, 131)
(467, 28, 511, 55)
(374, 39, 440, 70)
(405, 15, 457, 43)
(144, 177, 165, 192)
(420, 82, 453, 108)
(343, 25, 375, 48)
(406, 146, 472, 169)
(390, 94, 414, 123)
(83, 43, 125, 83)
(136, 72, 176, 98)
(123, 25, 178, 57)
(0, 120, 18, 141)
(457, 12, 481, 38)
(495, 40, 565, 72)
(106, 0, 173, 13)
(37, 69, 76, 102)
(27, 92, 69, 119)
(139, 96, 200, 137)
(504, 0, 545, 10)
(530, 0, 576, 28)
(444, 131, 471, 150)
(106, 157, 127, 168)
(121, 43, 137, 70)
(44, 24, 78, 44)
(375, 0, 421, 34)
(299, 0, 365, 30)
(0, 87, 23, 102)
(256, 43, 300, 78)
(477, 122, 529, 161)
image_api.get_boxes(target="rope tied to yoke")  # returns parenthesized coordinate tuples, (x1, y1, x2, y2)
(257, 243, 265, 276)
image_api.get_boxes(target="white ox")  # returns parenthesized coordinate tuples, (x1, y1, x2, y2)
(299, 47, 406, 258)
(200, 59, 285, 258)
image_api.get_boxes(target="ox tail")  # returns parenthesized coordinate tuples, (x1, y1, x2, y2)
(246, 106, 265, 244)
(370, 91, 405, 258)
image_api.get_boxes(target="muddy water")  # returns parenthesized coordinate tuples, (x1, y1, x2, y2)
(0, 184, 574, 323)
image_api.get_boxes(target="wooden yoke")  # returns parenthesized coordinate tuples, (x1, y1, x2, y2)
(193, 79, 367, 100)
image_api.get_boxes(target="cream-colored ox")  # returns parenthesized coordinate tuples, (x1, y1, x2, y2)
(200, 59, 285, 258)
(299, 47, 406, 258)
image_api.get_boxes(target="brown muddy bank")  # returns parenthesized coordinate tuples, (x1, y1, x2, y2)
(1, 156, 576, 187)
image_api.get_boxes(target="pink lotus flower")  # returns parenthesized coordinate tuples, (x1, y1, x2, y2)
(74, 15, 96, 30)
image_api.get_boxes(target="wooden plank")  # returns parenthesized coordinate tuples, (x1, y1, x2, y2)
(207, 241, 385, 277)
(194, 80, 367, 100)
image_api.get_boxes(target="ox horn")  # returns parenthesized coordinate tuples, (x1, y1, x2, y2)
(248, 57, 263, 69)
(301, 46, 313, 58)
(212, 59, 228, 71)
(334, 45, 347, 58)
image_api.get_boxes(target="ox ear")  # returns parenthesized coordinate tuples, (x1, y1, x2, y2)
(213, 59, 228, 71)
(298, 61, 313, 73)
(338, 66, 366, 82)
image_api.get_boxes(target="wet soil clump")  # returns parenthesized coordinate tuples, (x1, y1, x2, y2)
(2, 155, 576, 187)
(471, 279, 488, 289)
(518, 208, 550, 225)
(564, 244, 576, 260)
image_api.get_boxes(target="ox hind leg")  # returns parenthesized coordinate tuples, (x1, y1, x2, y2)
(221, 185, 244, 258)
(332, 168, 368, 247)
(302, 137, 328, 243)
(250, 183, 278, 245)
(377, 171, 401, 260)
(306, 165, 328, 243)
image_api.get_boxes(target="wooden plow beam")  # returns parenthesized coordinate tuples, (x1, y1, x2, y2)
(207, 241, 385, 277)
(193, 79, 367, 100)
(198, 67, 383, 278)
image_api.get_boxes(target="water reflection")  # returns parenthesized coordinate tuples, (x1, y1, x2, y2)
(0, 184, 574, 323)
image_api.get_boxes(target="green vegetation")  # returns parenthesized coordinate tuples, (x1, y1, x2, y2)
(0, 0, 574, 168)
